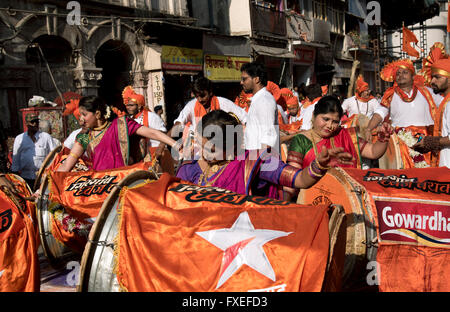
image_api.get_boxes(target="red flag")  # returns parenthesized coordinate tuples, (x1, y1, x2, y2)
(402, 26, 420, 58)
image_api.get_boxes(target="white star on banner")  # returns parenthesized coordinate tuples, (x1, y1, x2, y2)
(196, 211, 292, 289)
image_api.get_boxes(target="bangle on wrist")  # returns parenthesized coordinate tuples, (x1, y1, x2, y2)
(312, 159, 330, 172)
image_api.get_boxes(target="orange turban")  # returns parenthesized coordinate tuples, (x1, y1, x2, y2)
(62, 98, 80, 121)
(122, 86, 146, 107)
(431, 58, 450, 78)
(266, 81, 281, 102)
(356, 75, 369, 94)
(279, 88, 298, 109)
(421, 42, 450, 85)
(380, 59, 415, 82)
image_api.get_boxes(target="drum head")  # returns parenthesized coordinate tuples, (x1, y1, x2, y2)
(34, 145, 62, 192)
(297, 168, 370, 287)
(36, 174, 77, 270)
(378, 133, 402, 169)
(78, 169, 158, 292)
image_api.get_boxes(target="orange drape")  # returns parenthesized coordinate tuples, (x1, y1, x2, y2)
(115, 174, 331, 292)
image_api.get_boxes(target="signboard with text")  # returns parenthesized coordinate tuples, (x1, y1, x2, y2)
(293, 46, 315, 65)
(161, 45, 203, 71)
(204, 54, 251, 81)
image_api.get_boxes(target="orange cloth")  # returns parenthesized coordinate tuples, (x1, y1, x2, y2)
(234, 90, 252, 112)
(0, 174, 39, 292)
(356, 75, 369, 94)
(402, 26, 420, 58)
(321, 85, 328, 96)
(280, 121, 302, 134)
(421, 42, 448, 86)
(47, 162, 152, 252)
(266, 81, 281, 103)
(115, 174, 331, 292)
(280, 88, 298, 109)
(63, 98, 81, 121)
(395, 125, 433, 168)
(194, 96, 220, 119)
(342, 167, 450, 291)
(122, 86, 145, 107)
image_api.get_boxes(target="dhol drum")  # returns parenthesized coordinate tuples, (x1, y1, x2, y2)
(36, 173, 78, 270)
(34, 145, 62, 192)
(322, 204, 347, 292)
(78, 170, 158, 292)
(341, 114, 370, 139)
(297, 167, 377, 290)
(377, 133, 403, 170)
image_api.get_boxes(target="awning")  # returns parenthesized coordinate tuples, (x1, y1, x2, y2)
(252, 44, 295, 58)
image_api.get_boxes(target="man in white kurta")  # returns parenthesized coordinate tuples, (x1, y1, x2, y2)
(240, 62, 279, 150)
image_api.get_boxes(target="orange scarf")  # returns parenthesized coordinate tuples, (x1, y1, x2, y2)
(194, 96, 220, 118)
(355, 94, 375, 103)
(134, 108, 149, 127)
(430, 93, 450, 166)
(302, 97, 321, 110)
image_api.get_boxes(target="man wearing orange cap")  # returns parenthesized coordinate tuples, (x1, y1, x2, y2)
(364, 59, 442, 168)
(413, 56, 450, 168)
(122, 86, 167, 149)
(342, 75, 381, 120)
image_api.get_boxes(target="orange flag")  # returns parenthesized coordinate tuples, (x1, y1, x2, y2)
(115, 174, 332, 292)
(402, 26, 420, 58)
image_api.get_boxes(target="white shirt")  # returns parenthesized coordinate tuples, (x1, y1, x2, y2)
(244, 87, 279, 150)
(439, 100, 450, 168)
(287, 111, 302, 124)
(11, 131, 58, 180)
(64, 128, 83, 149)
(299, 103, 317, 130)
(374, 88, 436, 127)
(341, 96, 381, 119)
(174, 96, 248, 137)
(277, 105, 288, 124)
(135, 111, 167, 147)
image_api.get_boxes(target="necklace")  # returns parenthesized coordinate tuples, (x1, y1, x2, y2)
(93, 121, 110, 131)
(198, 160, 230, 187)
(310, 129, 335, 157)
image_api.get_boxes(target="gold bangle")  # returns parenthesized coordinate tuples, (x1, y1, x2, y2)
(69, 152, 79, 159)
(314, 159, 330, 171)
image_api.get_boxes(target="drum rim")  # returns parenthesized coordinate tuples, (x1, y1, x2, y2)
(34, 145, 62, 192)
(78, 169, 158, 292)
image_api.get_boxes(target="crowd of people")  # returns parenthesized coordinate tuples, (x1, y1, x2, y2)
(3, 41, 450, 201)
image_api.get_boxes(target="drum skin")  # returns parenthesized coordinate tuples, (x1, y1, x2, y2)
(78, 170, 158, 292)
(34, 145, 62, 192)
(377, 133, 402, 170)
(36, 173, 77, 270)
(297, 168, 377, 290)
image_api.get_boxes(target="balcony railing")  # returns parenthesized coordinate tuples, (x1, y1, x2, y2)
(250, 1, 287, 38)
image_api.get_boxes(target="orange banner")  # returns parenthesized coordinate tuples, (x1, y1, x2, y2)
(338, 167, 450, 291)
(115, 174, 331, 292)
(0, 174, 39, 292)
(47, 162, 152, 252)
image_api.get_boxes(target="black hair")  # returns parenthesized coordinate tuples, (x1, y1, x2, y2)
(196, 110, 242, 159)
(240, 62, 268, 86)
(304, 84, 323, 101)
(313, 96, 344, 119)
(192, 77, 213, 94)
(154, 105, 163, 113)
(79, 96, 116, 122)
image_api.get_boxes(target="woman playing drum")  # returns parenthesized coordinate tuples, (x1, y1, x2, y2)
(58, 96, 181, 172)
(286, 96, 393, 201)
(176, 110, 354, 200)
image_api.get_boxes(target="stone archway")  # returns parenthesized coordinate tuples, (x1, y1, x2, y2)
(95, 40, 133, 110)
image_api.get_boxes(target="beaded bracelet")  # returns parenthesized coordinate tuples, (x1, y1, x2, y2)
(313, 159, 330, 171)
(310, 159, 328, 175)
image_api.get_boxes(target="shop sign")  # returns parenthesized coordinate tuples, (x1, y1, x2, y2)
(151, 71, 165, 108)
(293, 47, 315, 65)
(204, 54, 251, 81)
(161, 45, 203, 71)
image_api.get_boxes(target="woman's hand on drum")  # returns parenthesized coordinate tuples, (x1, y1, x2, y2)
(317, 145, 354, 168)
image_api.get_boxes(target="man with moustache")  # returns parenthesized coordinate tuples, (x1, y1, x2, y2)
(413, 56, 450, 168)
(364, 59, 442, 168)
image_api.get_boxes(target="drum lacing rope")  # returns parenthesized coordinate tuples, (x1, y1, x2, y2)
(88, 239, 115, 250)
